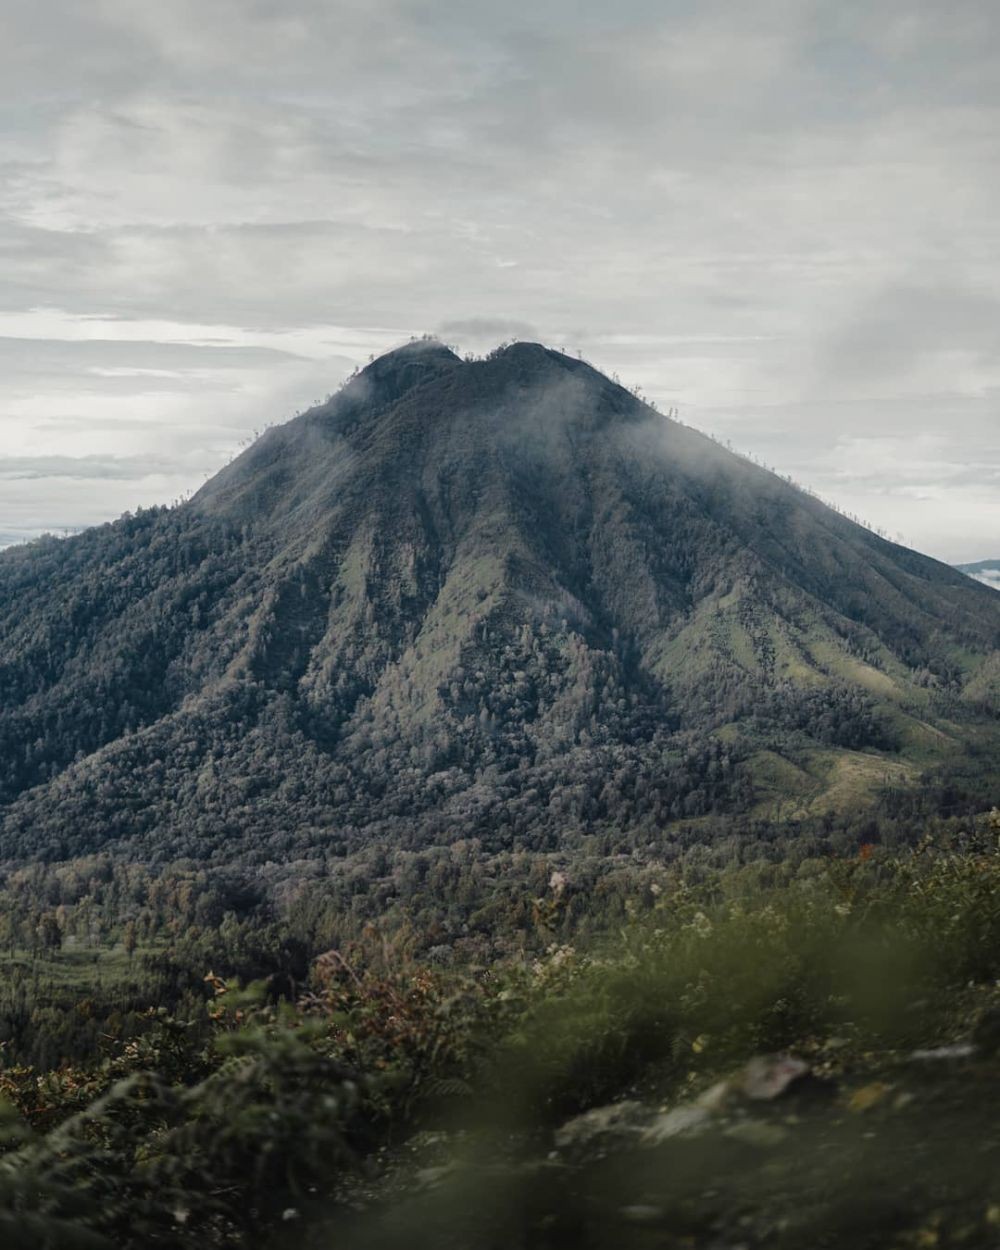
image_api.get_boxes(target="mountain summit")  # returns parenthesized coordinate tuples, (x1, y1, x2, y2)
(1, 340, 998, 861)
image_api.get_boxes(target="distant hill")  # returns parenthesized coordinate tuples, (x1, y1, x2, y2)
(959, 559, 1000, 592)
(1, 339, 999, 863)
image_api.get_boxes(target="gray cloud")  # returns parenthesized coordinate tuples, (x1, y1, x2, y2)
(0, 454, 183, 481)
(816, 280, 1000, 387)
(438, 318, 541, 347)
(1, 0, 999, 561)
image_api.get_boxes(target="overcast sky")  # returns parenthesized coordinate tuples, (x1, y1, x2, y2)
(3, 0, 999, 561)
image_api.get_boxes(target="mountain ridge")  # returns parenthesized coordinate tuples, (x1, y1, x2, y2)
(0, 339, 998, 863)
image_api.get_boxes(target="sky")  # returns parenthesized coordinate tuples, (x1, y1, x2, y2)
(2, 0, 999, 562)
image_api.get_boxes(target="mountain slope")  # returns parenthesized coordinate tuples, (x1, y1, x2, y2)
(1, 340, 998, 861)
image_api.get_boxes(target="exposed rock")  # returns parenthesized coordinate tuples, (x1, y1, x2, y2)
(554, 1100, 648, 1151)
(696, 1080, 735, 1114)
(909, 1043, 976, 1062)
(741, 1055, 811, 1100)
(640, 1105, 712, 1146)
(415, 1165, 457, 1189)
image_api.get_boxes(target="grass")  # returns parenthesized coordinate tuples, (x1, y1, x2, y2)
(742, 744, 916, 820)
(2, 943, 165, 989)
(806, 749, 917, 813)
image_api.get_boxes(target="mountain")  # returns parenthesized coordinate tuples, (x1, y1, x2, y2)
(1, 339, 999, 864)
(959, 559, 1000, 592)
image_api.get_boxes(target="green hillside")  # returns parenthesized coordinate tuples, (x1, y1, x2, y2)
(0, 340, 998, 863)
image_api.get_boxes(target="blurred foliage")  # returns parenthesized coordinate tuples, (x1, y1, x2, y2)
(1, 815, 1000, 1245)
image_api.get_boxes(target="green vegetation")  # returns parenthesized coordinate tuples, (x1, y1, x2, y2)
(0, 342, 999, 1245)
(0, 342, 998, 868)
(2, 816, 1000, 1247)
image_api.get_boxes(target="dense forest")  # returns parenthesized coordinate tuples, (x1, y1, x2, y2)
(0, 769, 991, 1074)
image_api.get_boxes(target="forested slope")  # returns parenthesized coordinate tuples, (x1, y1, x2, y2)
(0, 340, 998, 861)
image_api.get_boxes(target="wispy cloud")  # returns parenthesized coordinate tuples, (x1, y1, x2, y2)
(0, 454, 181, 481)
